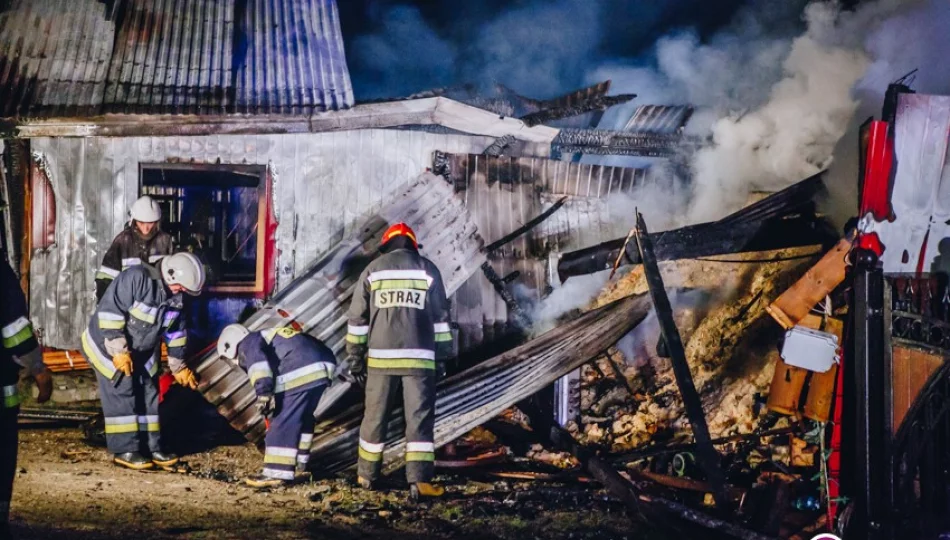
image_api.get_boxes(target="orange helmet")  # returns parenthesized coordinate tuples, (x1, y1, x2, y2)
(381, 222, 418, 248)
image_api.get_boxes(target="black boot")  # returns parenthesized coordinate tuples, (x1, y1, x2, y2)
(151, 451, 180, 470)
(113, 452, 154, 471)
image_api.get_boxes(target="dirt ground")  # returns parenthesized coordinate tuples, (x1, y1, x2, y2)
(9, 427, 661, 540)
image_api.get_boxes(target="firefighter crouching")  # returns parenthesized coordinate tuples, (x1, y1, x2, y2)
(1, 260, 52, 536)
(217, 324, 336, 488)
(81, 252, 204, 471)
(95, 195, 174, 302)
(345, 222, 453, 500)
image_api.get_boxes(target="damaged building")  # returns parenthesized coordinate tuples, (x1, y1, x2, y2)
(1, 1, 948, 539)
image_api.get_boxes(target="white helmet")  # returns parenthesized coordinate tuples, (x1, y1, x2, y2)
(217, 324, 250, 360)
(130, 196, 162, 223)
(160, 252, 206, 296)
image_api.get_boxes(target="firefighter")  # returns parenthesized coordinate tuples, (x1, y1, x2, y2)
(217, 323, 336, 488)
(1, 260, 52, 536)
(345, 222, 453, 500)
(95, 195, 174, 302)
(81, 252, 204, 471)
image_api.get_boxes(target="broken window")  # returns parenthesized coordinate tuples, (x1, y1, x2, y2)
(140, 163, 271, 294)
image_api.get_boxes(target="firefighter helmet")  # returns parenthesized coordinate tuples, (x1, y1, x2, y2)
(130, 196, 162, 223)
(217, 324, 250, 360)
(381, 222, 418, 248)
(160, 252, 206, 296)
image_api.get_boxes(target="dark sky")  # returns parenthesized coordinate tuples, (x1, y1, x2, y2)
(337, 0, 758, 100)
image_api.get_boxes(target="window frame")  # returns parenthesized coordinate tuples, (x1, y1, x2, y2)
(138, 162, 274, 296)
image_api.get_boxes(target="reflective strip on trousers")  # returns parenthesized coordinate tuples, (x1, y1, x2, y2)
(274, 363, 332, 393)
(298, 433, 314, 451)
(367, 348, 435, 369)
(2, 385, 20, 408)
(138, 415, 160, 432)
(1, 316, 34, 349)
(262, 468, 295, 480)
(264, 446, 298, 466)
(105, 415, 139, 434)
(359, 438, 384, 462)
(406, 441, 435, 462)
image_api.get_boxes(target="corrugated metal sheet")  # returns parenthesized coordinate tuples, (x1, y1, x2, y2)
(195, 173, 486, 442)
(0, 0, 353, 117)
(622, 105, 693, 134)
(308, 292, 654, 473)
(0, 0, 115, 117)
(28, 130, 495, 349)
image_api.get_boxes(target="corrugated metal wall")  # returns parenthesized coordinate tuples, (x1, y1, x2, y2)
(29, 130, 493, 349)
(440, 153, 651, 351)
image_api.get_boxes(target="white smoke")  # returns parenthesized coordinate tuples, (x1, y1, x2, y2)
(531, 270, 612, 333)
(591, 0, 935, 226)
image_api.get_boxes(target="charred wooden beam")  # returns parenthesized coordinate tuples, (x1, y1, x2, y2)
(551, 425, 774, 540)
(552, 128, 695, 157)
(482, 135, 517, 156)
(635, 212, 731, 512)
(308, 293, 655, 474)
(485, 196, 567, 254)
(557, 173, 834, 281)
(520, 94, 637, 127)
(481, 261, 532, 330)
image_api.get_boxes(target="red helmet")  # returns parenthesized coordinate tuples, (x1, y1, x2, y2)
(381, 222, 418, 248)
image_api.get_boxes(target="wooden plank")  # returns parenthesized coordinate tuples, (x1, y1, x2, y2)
(766, 236, 852, 329)
(892, 344, 945, 433)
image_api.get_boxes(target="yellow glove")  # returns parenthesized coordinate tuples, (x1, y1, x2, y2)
(173, 367, 199, 390)
(112, 352, 133, 377)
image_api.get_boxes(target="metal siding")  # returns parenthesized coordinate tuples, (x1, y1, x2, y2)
(29, 130, 493, 348)
(0, 0, 352, 117)
(622, 105, 694, 134)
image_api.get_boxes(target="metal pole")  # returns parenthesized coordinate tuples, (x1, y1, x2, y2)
(846, 250, 890, 539)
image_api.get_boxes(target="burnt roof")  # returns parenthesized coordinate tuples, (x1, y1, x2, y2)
(0, 0, 353, 118)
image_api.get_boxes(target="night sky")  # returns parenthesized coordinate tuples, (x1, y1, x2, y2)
(336, 0, 802, 100)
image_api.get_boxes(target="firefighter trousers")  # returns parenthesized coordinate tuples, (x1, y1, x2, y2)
(1, 405, 17, 534)
(358, 373, 436, 483)
(261, 386, 324, 480)
(91, 362, 161, 455)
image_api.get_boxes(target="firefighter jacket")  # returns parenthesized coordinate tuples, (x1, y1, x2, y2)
(345, 248, 453, 377)
(83, 265, 188, 379)
(1, 262, 40, 408)
(238, 327, 336, 397)
(95, 224, 174, 301)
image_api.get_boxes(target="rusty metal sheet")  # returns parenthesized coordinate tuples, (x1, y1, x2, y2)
(193, 172, 486, 442)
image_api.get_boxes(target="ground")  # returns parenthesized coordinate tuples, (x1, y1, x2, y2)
(9, 428, 658, 540)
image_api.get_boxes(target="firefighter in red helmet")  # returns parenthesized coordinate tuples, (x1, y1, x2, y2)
(345, 222, 453, 499)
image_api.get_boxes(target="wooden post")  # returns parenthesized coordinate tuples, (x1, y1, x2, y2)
(633, 212, 732, 513)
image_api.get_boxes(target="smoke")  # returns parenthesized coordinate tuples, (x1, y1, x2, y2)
(530, 270, 612, 333)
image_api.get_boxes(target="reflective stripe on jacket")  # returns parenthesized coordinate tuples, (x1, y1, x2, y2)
(1, 261, 39, 392)
(345, 248, 452, 376)
(237, 327, 336, 396)
(86, 265, 187, 376)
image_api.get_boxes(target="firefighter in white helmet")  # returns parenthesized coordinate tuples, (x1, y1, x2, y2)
(81, 252, 205, 470)
(95, 195, 174, 302)
(217, 323, 336, 488)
